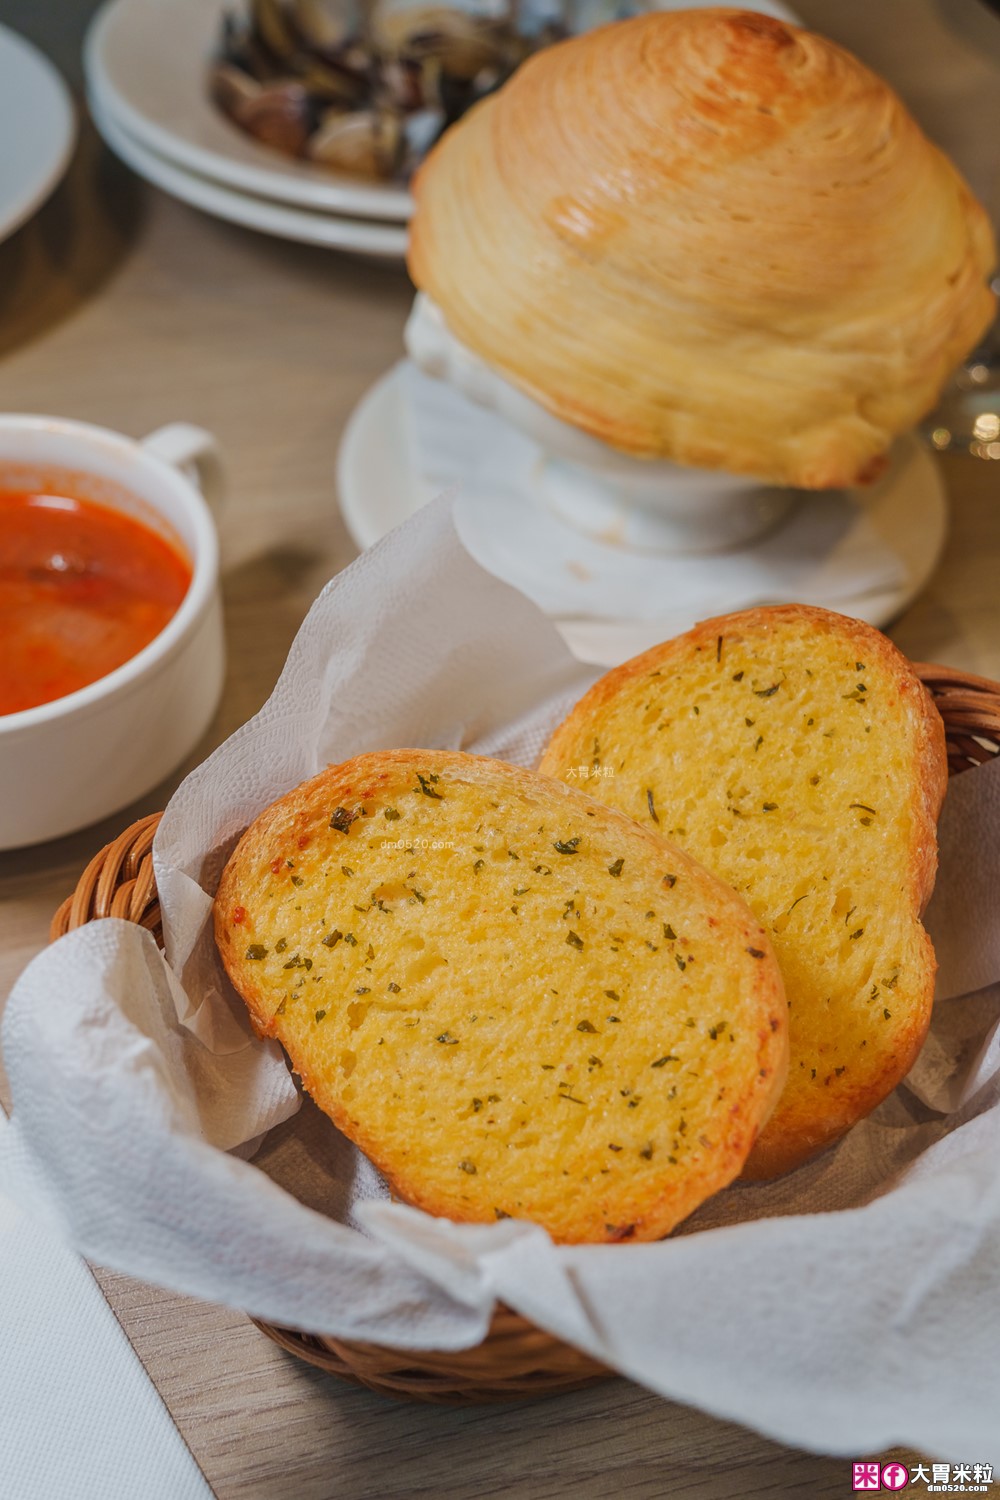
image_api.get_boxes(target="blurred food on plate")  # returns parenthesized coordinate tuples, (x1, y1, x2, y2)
(208, 0, 639, 180)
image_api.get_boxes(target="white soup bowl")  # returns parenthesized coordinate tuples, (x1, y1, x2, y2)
(0, 415, 225, 849)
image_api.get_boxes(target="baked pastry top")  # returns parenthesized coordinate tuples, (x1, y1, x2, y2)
(408, 7, 995, 488)
(541, 606, 947, 1177)
(215, 749, 787, 1242)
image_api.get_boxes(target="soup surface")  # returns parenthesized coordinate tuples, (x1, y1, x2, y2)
(0, 489, 192, 715)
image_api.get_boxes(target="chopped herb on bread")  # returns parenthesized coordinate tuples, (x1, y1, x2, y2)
(541, 606, 947, 1178)
(215, 750, 787, 1242)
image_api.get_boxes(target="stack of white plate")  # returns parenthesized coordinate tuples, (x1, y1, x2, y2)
(84, 0, 411, 260)
(83, 0, 801, 262)
(0, 24, 75, 250)
(83, 0, 803, 264)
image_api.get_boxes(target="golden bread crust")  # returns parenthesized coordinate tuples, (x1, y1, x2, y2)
(540, 605, 947, 1177)
(215, 749, 787, 1242)
(408, 9, 996, 487)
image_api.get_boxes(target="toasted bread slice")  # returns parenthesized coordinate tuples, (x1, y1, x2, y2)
(540, 606, 947, 1178)
(215, 750, 787, 1243)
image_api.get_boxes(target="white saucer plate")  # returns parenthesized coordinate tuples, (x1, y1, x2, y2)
(85, 0, 413, 223)
(0, 25, 76, 247)
(90, 93, 409, 260)
(338, 362, 948, 666)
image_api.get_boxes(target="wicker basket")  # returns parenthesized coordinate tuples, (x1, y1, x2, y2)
(49, 663, 1000, 1403)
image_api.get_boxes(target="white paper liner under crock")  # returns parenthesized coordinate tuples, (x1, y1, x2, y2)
(3, 497, 999, 1462)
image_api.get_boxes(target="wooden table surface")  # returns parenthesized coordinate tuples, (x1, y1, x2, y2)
(2, 2, 1000, 1496)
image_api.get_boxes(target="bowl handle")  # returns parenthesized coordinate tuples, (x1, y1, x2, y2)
(141, 423, 226, 518)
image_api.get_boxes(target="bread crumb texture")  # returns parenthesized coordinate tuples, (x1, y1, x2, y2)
(541, 605, 947, 1178)
(215, 750, 787, 1242)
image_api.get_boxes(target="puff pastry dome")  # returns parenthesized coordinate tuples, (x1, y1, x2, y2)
(408, 8, 996, 488)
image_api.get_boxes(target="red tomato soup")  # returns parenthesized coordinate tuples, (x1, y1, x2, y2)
(0, 489, 193, 715)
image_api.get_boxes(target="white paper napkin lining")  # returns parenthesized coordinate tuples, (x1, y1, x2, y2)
(3, 498, 999, 1462)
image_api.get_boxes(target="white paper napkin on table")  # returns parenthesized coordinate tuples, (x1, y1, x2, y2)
(3, 497, 1000, 1464)
(0, 1111, 211, 1500)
